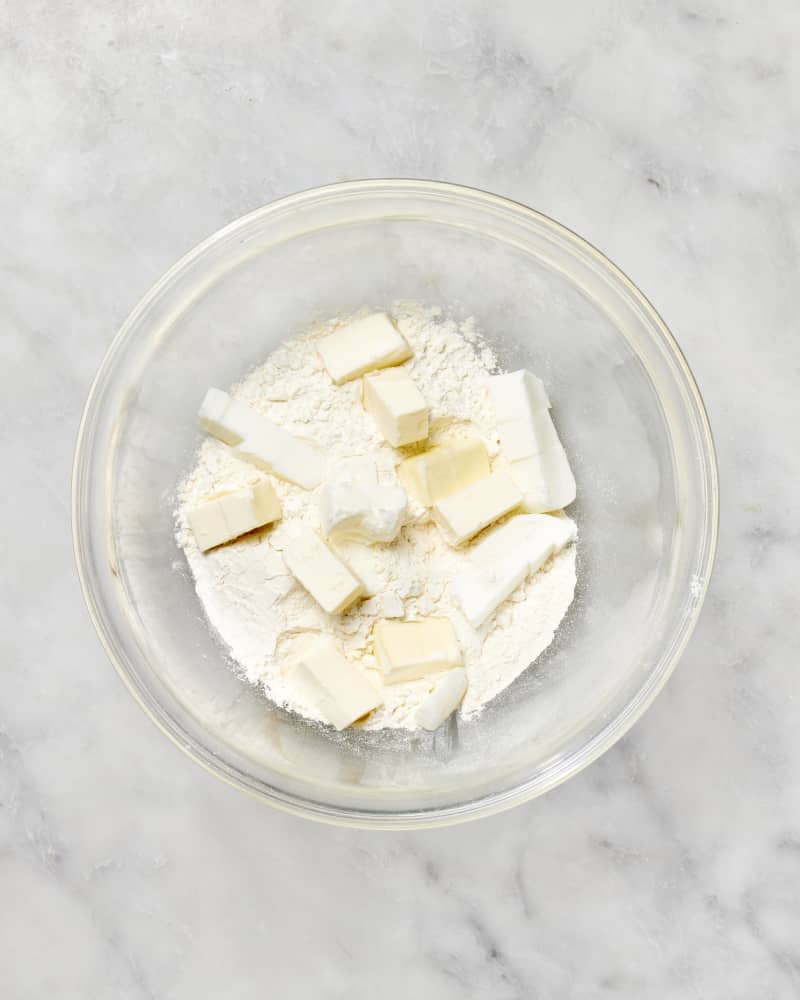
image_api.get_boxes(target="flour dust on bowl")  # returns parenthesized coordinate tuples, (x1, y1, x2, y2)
(72, 180, 718, 828)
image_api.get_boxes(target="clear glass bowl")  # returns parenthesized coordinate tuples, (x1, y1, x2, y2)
(72, 180, 718, 828)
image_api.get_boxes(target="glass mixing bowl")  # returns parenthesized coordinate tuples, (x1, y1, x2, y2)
(72, 180, 718, 828)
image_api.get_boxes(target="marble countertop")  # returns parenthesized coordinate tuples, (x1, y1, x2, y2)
(4, 2, 799, 996)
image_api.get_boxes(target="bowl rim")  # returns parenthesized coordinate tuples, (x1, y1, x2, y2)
(72, 177, 719, 829)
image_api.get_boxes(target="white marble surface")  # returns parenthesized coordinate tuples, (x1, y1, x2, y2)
(3, 1, 799, 996)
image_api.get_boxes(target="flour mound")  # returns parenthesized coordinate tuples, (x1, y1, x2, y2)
(175, 304, 577, 730)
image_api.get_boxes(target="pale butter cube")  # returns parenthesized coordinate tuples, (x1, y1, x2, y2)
(511, 445, 576, 512)
(488, 369, 551, 422)
(287, 637, 383, 730)
(320, 459, 406, 544)
(187, 480, 282, 552)
(373, 618, 462, 684)
(488, 370, 576, 511)
(198, 388, 323, 489)
(471, 513, 577, 571)
(417, 668, 468, 731)
(199, 387, 262, 444)
(328, 539, 383, 597)
(317, 313, 412, 384)
(496, 408, 561, 461)
(283, 532, 363, 614)
(362, 369, 429, 447)
(451, 553, 529, 628)
(236, 432, 323, 490)
(399, 438, 490, 506)
(453, 514, 577, 627)
(433, 470, 522, 546)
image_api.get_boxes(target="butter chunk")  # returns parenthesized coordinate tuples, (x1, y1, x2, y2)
(317, 313, 412, 384)
(287, 637, 383, 730)
(451, 554, 530, 629)
(198, 388, 323, 489)
(472, 513, 576, 568)
(452, 514, 577, 626)
(362, 369, 429, 447)
(511, 446, 576, 513)
(496, 407, 561, 461)
(188, 480, 282, 552)
(199, 387, 261, 444)
(399, 438, 490, 506)
(320, 459, 406, 544)
(433, 470, 522, 546)
(488, 369, 551, 421)
(283, 532, 363, 614)
(488, 369, 575, 511)
(417, 668, 468, 730)
(373, 618, 462, 684)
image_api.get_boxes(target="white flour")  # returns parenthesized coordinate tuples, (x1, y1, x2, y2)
(175, 303, 577, 730)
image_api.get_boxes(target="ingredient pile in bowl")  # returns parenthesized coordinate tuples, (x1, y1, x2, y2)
(175, 304, 577, 732)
